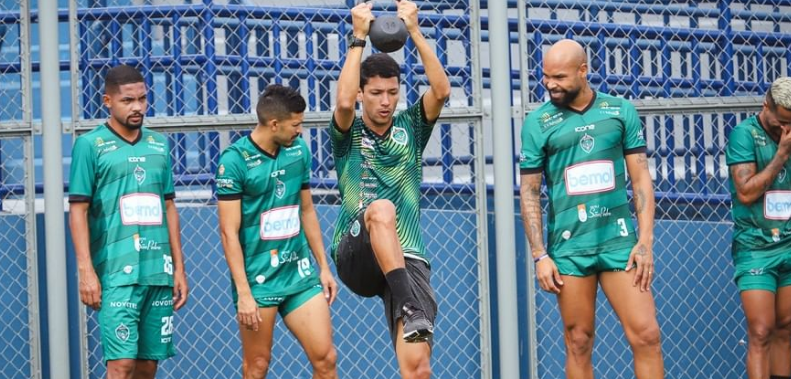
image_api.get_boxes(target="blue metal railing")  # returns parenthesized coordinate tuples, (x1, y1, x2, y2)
(2, 1, 791, 207)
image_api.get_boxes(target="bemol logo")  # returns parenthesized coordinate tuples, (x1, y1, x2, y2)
(764, 191, 791, 220)
(564, 160, 615, 195)
(120, 193, 163, 225)
(260, 205, 300, 240)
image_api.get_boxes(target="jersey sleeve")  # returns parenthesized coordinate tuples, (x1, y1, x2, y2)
(519, 115, 545, 174)
(300, 138, 312, 188)
(68, 136, 97, 202)
(215, 149, 246, 200)
(621, 100, 647, 154)
(726, 125, 756, 166)
(329, 114, 352, 159)
(163, 138, 176, 200)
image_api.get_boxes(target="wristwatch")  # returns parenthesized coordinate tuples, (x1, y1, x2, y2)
(348, 34, 367, 49)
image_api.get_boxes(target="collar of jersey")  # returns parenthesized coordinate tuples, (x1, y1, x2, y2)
(560, 91, 598, 115)
(361, 117, 394, 141)
(104, 122, 143, 145)
(247, 135, 279, 159)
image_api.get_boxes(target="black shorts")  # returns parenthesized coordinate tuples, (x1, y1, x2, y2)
(335, 213, 438, 347)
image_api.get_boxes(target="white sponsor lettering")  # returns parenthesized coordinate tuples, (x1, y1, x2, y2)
(574, 124, 595, 133)
(270, 169, 286, 178)
(110, 301, 137, 309)
(260, 205, 300, 240)
(128, 156, 147, 163)
(564, 161, 615, 195)
(152, 299, 174, 307)
(120, 194, 163, 225)
(764, 191, 791, 220)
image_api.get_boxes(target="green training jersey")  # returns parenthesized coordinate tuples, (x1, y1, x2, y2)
(726, 115, 791, 258)
(330, 99, 436, 264)
(519, 92, 646, 257)
(69, 124, 176, 288)
(215, 135, 320, 299)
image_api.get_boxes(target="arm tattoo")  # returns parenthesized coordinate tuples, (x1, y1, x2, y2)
(736, 166, 754, 180)
(520, 175, 546, 251)
(636, 153, 649, 170)
(634, 188, 646, 214)
(636, 244, 647, 256)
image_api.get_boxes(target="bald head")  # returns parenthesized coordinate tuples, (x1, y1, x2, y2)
(545, 39, 587, 69)
(542, 39, 590, 108)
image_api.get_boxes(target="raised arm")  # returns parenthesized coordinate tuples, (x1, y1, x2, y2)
(398, 0, 450, 121)
(334, 2, 374, 131)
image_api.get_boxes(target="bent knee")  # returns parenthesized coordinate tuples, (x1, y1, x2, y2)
(403, 360, 431, 379)
(628, 323, 662, 350)
(564, 326, 595, 356)
(748, 323, 776, 345)
(107, 360, 136, 377)
(312, 347, 337, 374)
(365, 200, 397, 226)
(244, 354, 271, 378)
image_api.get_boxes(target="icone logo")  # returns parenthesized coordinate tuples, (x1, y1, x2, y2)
(764, 191, 791, 220)
(260, 205, 300, 240)
(564, 160, 615, 195)
(120, 193, 163, 225)
(574, 124, 595, 133)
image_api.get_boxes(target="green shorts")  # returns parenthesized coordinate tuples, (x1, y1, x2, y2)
(99, 285, 175, 362)
(241, 283, 324, 318)
(734, 252, 791, 293)
(553, 248, 632, 277)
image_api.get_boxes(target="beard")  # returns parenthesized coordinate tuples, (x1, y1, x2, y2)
(548, 86, 581, 107)
(120, 114, 144, 130)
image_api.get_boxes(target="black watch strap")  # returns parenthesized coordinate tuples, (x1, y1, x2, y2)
(348, 35, 367, 48)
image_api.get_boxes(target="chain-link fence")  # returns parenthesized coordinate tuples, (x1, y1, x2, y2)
(0, 134, 40, 379)
(510, 1, 790, 378)
(68, 0, 489, 377)
(1, 1, 39, 377)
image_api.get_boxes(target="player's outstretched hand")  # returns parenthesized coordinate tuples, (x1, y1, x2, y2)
(536, 257, 563, 294)
(237, 293, 262, 332)
(79, 267, 102, 310)
(173, 269, 189, 311)
(626, 241, 654, 292)
(397, 0, 419, 34)
(320, 268, 339, 306)
(351, 1, 374, 38)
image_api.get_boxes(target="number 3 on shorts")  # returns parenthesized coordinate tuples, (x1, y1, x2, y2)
(617, 218, 629, 237)
(161, 316, 174, 336)
(163, 255, 173, 275)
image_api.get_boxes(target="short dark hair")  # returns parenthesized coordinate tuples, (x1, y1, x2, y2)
(360, 53, 401, 89)
(256, 84, 306, 125)
(104, 65, 145, 94)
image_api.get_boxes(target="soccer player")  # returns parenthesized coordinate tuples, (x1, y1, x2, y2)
(69, 65, 189, 379)
(519, 39, 664, 379)
(329, 0, 450, 377)
(726, 77, 791, 379)
(215, 84, 338, 379)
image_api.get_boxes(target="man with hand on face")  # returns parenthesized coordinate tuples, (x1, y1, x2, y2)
(519, 39, 664, 379)
(726, 77, 791, 379)
(330, 0, 450, 378)
(69, 65, 189, 379)
(216, 84, 339, 379)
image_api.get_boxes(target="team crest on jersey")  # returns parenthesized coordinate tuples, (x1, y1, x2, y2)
(772, 228, 781, 242)
(134, 165, 146, 184)
(580, 133, 595, 153)
(95, 137, 104, 146)
(116, 324, 130, 341)
(275, 178, 286, 199)
(218, 164, 225, 176)
(350, 220, 361, 237)
(391, 127, 408, 145)
(577, 204, 588, 222)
